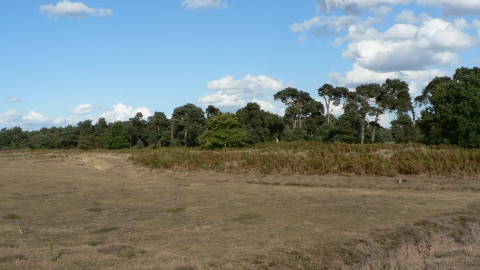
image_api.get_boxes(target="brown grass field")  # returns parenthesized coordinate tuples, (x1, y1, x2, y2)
(1, 145, 479, 269)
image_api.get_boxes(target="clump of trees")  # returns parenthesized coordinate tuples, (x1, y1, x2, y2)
(200, 113, 246, 149)
(1, 67, 479, 150)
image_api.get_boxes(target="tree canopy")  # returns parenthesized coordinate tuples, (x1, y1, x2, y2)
(1, 66, 479, 149)
(418, 67, 480, 148)
(200, 113, 246, 149)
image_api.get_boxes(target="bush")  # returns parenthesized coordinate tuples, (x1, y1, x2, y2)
(200, 113, 246, 150)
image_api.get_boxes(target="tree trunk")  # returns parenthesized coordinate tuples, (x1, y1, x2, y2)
(324, 97, 331, 124)
(411, 108, 416, 126)
(371, 114, 379, 143)
(184, 129, 188, 147)
(170, 123, 174, 142)
(361, 121, 365, 144)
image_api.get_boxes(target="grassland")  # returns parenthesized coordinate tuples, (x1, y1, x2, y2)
(1, 144, 479, 269)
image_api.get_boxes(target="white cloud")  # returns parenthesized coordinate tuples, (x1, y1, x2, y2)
(341, 17, 479, 72)
(0, 110, 23, 126)
(0, 103, 153, 130)
(206, 74, 284, 97)
(182, 0, 227, 10)
(0, 109, 68, 130)
(417, 0, 480, 16)
(7, 95, 21, 103)
(101, 103, 152, 122)
(197, 91, 246, 108)
(315, 0, 480, 15)
(251, 99, 278, 114)
(70, 103, 94, 114)
(98, 7, 113, 17)
(298, 36, 307, 42)
(315, 0, 411, 14)
(329, 64, 445, 96)
(23, 111, 50, 123)
(371, 5, 392, 17)
(395, 10, 420, 24)
(290, 15, 358, 34)
(53, 117, 65, 125)
(39, 0, 113, 18)
(473, 20, 480, 29)
(197, 74, 284, 110)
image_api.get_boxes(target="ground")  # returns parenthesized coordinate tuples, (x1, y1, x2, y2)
(0, 151, 479, 269)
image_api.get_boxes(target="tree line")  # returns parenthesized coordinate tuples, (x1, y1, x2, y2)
(1, 67, 479, 150)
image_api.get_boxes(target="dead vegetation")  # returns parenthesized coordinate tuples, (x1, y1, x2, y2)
(132, 142, 480, 178)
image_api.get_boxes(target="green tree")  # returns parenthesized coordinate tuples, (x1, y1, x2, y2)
(0, 127, 29, 149)
(264, 112, 285, 141)
(236, 102, 270, 144)
(328, 100, 362, 143)
(200, 113, 246, 149)
(58, 125, 78, 149)
(383, 79, 416, 143)
(146, 112, 170, 147)
(126, 112, 147, 147)
(351, 84, 378, 144)
(77, 120, 94, 150)
(171, 103, 206, 147)
(317, 84, 347, 124)
(417, 67, 480, 147)
(274, 87, 314, 129)
(107, 121, 130, 149)
(205, 105, 222, 119)
(93, 118, 110, 149)
(29, 128, 56, 149)
(301, 100, 325, 139)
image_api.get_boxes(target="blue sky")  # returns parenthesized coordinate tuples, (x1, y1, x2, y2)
(2, 0, 480, 130)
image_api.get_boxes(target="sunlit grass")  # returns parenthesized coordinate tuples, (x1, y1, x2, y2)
(132, 142, 480, 177)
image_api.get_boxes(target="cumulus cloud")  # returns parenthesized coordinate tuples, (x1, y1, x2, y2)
(0, 103, 154, 130)
(291, 0, 480, 126)
(417, 0, 480, 16)
(0, 109, 70, 130)
(39, 0, 113, 18)
(22, 111, 50, 124)
(315, 0, 411, 14)
(394, 9, 435, 24)
(0, 110, 23, 126)
(341, 17, 479, 72)
(101, 103, 152, 122)
(315, 0, 480, 15)
(206, 74, 284, 97)
(329, 64, 445, 95)
(69, 104, 95, 114)
(290, 15, 358, 34)
(182, 0, 227, 10)
(197, 74, 284, 111)
(7, 95, 21, 103)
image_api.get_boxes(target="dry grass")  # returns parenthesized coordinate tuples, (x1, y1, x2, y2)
(0, 150, 479, 269)
(132, 142, 480, 178)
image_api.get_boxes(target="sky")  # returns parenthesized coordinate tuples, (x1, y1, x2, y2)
(1, 0, 480, 130)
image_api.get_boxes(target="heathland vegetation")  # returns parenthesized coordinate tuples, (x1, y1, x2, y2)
(2, 67, 480, 151)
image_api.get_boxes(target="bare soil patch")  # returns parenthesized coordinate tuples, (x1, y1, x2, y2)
(0, 151, 479, 269)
